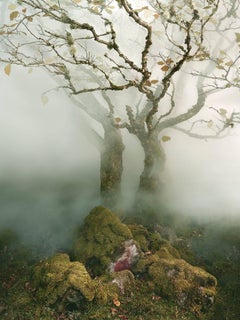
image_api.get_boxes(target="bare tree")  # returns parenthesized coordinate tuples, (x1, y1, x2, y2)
(1, 0, 240, 207)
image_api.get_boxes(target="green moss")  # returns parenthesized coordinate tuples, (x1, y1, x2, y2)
(73, 206, 133, 275)
(134, 253, 160, 275)
(148, 257, 217, 310)
(134, 243, 180, 276)
(93, 277, 119, 304)
(156, 243, 181, 259)
(128, 223, 166, 253)
(128, 224, 149, 251)
(1, 207, 225, 320)
(111, 269, 135, 294)
(31, 253, 95, 307)
(148, 231, 166, 251)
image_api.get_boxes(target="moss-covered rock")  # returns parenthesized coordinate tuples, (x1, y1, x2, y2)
(128, 223, 168, 254)
(150, 258, 216, 302)
(134, 243, 217, 313)
(73, 206, 133, 275)
(128, 224, 150, 252)
(31, 253, 95, 311)
(111, 269, 135, 294)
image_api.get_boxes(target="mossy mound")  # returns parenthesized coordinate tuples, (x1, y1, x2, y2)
(73, 206, 133, 275)
(135, 244, 217, 313)
(31, 253, 95, 310)
(128, 223, 165, 252)
(0, 207, 220, 319)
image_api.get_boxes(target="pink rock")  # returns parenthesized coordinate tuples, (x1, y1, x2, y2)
(110, 240, 139, 272)
(114, 258, 131, 272)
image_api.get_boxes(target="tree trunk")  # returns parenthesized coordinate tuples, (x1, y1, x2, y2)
(139, 133, 166, 193)
(100, 124, 124, 207)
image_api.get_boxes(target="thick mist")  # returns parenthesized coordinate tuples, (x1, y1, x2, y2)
(1, 65, 240, 250)
(1, 0, 240, 255)
(162, 87, 240, 222)
(0, 67, 102, 252)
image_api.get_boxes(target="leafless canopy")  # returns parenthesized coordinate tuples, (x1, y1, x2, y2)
(1, 0, 240, 139)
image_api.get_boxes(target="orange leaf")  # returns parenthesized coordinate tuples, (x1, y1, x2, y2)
(161, 65, 170, 72)
(166, 58, 173, 64)
(145, 80, 152, 86)
(113, 298, 121, 307)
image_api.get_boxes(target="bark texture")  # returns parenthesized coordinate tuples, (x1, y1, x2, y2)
(100, 124, 124, 207)
(139, 133, 166, 193)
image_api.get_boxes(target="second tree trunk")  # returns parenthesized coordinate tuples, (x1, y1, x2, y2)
(139, 133, 166, 193)
(100, 124, 124, 207)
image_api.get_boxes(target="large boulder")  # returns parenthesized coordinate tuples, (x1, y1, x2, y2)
(73, 206, 135, 275)
(31, 253, 95, 311)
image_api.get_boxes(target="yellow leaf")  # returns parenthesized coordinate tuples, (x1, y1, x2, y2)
(136, 6, 149, 12)
(115, 117, 121, 123)
(219, 108, 227, 116)
(235, 32, 240, 42)
(41, 95, 49, 105)
(4, 64, 11, 76)
(225, 60, 233, 66)
(70, 45, 76, 56)
(157, 61, 164, 65)
(50, 4, 59, 10)
(10, 11, 19, 21)
(44, 57, 53, 64)
(105, 8, 113, 14)
(8, 3, 17, 10)
(162, 135, 171, 142)
(151, 79, 159, 84)
(207, 120, 213, 128)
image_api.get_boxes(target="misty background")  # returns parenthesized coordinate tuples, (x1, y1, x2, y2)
(1, 0, 240, 254)
(1, 64, 240, 249)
